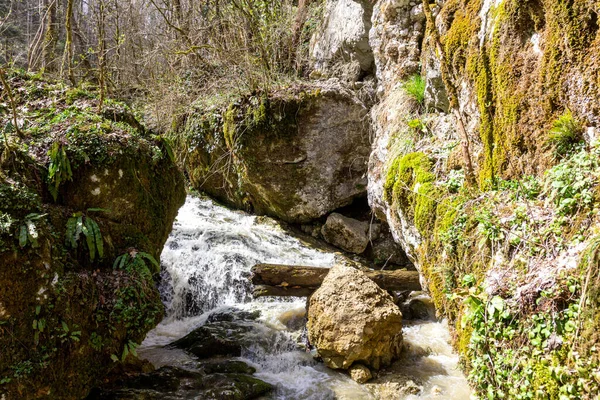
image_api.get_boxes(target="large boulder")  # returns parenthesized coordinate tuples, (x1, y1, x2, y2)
(0, 71, 186, 399)
(307, 265, 403, 370)
(321, 213, 370, 254)
(181, 83, 371, 223)
(310, 0, 374, 79)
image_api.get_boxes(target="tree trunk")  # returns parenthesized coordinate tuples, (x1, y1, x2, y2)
(251, 263, 421, 297)
(62, 0, 75, 84)
(42, 0, 58, 73)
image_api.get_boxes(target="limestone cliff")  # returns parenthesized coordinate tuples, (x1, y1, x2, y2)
(364, 0, 600, 398)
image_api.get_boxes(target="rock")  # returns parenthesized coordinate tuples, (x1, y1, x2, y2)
(199, 360, 256, 375)
(366, 224, 411, 267)
(200, 373, 273, 400)
(168, 318, 291, 360)
(377, 380, 423, 399)
(310, 0, 374, 79)
(168, 323, 249, 358)
(349, 364, 372, 383)
(424, 53, 450, 113)
(206, 308, 261, 323)
(0, 73, 185, 400)
(369, 0, 425, 94)
(87, 367, 273, 400)
(307, 265, 403, 370)
(277, 307, 307, 331)
(400, 293, 436, 321)
(182, 83, 371, 223)
(321, 213, 370, 254)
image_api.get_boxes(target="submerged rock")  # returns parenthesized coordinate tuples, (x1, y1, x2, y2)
(321, 213, 371, 254)
(307, 265, 403, 370)
(168, 323, 250, 358)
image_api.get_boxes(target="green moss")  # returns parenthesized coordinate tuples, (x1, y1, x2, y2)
(532, 363, 560, 400)
(385, 152, 440, 235)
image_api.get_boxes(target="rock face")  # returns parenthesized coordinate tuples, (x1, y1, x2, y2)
(307, 265, 403, 370)
(0, 72, 186, 400)
(182, 83, 371, 223)
(321, 212, 371, 254)
(310, 0, 374, 79)
(369, 0, 425, 94)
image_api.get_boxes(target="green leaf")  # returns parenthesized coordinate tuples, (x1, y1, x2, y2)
(138, 252, 160, 274)
(88, 218, 103, 259)
(19, 224, 28, 248)
(62, 321, 69, 333)
(110, 354, 119, 362)
(83, 218, 95, 261)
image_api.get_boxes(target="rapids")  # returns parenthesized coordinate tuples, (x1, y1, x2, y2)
(138, 196, 471, 399)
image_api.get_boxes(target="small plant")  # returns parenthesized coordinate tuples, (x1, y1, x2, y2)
(65, 212, 104, 261)
(111, 340, 138, 362)
(444, 169, 465, 193)
(407, 117, 429, 137)
(476, 209, 504, 247)
(545, 147, 597, 216)
(402, 74, 426, 105)
(58, 321, 81, 344)
(32, 305, 46, 345)
(18, 213, 46, 249)
(114, 249, 160, 275)
(48, 142, 73, 201)
(547, 110, 583, 157)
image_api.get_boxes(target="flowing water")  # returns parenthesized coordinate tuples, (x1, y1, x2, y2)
(138, 196, 472, 399)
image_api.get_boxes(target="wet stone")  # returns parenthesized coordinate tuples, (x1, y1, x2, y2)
(167, 323, 251, 358)
(198, 360, 257, 375)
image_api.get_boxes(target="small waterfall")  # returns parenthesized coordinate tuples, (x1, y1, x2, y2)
(159, 196, 335, 319)
(139, 196, 471, 399)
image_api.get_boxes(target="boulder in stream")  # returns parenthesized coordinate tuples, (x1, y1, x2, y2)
(180, 82, 371, 224)
(307, 265, 403, 370)
(321, 213, 371, 254)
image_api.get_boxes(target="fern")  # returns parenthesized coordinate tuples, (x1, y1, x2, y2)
(114, 250, 160, 275)
(18, 213, 46, 249)
(155, 135, 175, 163)
(48, 142, 73, 201)
(547, 110, 583, 157)
(66, 213, 103, 261)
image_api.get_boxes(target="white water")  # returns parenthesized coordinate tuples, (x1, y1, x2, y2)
(139, 196, 471, 399)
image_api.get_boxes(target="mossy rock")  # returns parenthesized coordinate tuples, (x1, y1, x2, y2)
(0, 71, 186, 399)
(179, 82, 371, 223)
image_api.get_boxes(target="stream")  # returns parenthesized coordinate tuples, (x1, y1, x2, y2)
(137, 196, 471, 399)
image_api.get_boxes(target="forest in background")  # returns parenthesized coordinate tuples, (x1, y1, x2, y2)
(0, 0, 323, 129)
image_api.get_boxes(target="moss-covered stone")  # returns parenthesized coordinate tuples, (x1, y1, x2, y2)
(177, 83, 371, 223)
(0, 71, 186, 399)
